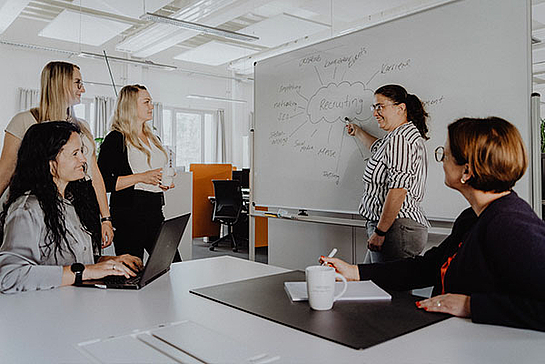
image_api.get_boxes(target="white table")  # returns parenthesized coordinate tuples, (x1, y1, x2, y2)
(0, 256, 543, 363)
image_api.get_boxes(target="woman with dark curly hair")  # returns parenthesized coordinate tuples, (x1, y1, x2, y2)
(0, 121, 142, 294)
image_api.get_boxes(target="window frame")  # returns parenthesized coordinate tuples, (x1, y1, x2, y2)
(162, 106, 215, 169)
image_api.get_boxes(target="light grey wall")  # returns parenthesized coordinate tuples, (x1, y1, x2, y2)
(0, 46, 254, 169)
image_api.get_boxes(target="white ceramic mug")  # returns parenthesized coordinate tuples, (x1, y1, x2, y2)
(305, 265, 348, 310)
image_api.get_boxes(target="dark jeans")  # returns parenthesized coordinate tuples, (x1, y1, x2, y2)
(112, 190, 181, 262)
(364, 218, 428, 263)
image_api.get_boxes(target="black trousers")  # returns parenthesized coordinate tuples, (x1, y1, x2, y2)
(112, 190, 182, 262)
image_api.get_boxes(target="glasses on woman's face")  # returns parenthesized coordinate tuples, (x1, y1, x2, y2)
(74, 80, 84, 90)
(369, 103, 398, 112)
(435, 146, 446, 163)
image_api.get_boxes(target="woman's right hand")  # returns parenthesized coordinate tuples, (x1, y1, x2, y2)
(346, 123, 359, 137)
(319, 257, 361, 281)
(139, 168, 162, 186)
(82, 254, 142, 280)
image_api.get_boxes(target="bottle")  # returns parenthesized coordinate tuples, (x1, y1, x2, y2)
(161, 147, 175, 187)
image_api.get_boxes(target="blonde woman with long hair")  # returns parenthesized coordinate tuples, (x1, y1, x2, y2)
(98, 84, 180, 261)
(0, 61, 114, 249)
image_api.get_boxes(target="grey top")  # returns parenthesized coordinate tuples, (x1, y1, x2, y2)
(0, 194, 94, 294)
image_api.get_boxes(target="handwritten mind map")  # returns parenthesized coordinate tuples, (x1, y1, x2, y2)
(268, 47, 397, 185)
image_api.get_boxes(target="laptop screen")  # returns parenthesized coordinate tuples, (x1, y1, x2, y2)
(140, 213, 190, 285)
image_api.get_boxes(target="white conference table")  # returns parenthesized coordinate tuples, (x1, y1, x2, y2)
(0, 256, 543, 363)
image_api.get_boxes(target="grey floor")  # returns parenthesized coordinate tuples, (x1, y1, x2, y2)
(191, 233, 446, 264)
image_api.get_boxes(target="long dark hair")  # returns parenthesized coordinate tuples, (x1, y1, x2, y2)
(375, 84, 429, 140)
(0, 121, 100, 262)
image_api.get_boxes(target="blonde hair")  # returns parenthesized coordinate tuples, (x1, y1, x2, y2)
(448, 117, 527, 193)
(33, 61, 94, 151)
(111, 84, 167, 165)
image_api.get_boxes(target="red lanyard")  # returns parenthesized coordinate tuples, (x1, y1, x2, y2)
(440, 242, 463, 294)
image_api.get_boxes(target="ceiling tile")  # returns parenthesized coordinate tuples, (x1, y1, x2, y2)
(239, 13, 330, 48)
(174, 40, 258, 66)
(39, 9, 132, 46)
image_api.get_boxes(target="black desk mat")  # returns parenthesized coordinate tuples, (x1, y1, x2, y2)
(190, 271, 449, 350)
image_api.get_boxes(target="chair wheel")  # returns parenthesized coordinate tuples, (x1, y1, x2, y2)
(209, 246, 215, 251)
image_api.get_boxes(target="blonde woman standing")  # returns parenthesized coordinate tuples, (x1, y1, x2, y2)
(0, 61, 113, 249)
(98, 84, 180, 261)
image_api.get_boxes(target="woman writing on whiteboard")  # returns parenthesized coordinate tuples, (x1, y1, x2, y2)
(347, 84, 429, 263)
(323, 117, 545, 332)
(0, 61, 113, 249)
(98, 84, 181, 262)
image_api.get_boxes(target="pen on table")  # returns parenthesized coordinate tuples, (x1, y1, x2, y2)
(321, 248, 337, 266)
(344, 116, 350, 124)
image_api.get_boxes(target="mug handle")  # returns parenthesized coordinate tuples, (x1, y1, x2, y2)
(333, 273, 348, 302)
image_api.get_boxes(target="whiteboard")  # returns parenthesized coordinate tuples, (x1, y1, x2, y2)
(253, 0, 531, 220)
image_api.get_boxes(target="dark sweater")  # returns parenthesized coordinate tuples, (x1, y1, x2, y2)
(358, 192, 545, 331)
(97, 130, 135, 211)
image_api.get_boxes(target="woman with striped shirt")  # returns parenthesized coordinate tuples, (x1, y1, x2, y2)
(347, 84, 429, 263)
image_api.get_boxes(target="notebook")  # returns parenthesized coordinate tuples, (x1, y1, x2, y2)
(284, 280, 392, 301)
(77, 213, 190, 290)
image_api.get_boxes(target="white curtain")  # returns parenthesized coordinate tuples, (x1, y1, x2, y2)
(212, 109, 226, 163)
(152, 102, 163, 140)
(18, 88, 39, 111)
(94, 96, 116, 139)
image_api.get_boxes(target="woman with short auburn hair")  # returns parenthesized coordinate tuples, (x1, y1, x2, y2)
(447, 117, 527, 192)
(322, 117, 545, 332)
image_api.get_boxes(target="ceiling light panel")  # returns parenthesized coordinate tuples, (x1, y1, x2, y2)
(39, 10, 132, 46)
(0, 0, 31, 34)
(239, 13, 329, 48)
(174, 40, 257, 66)
(74, 0, 171, 19)
(534, 3, 545, 26)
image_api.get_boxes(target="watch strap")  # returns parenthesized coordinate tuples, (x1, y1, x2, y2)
(374, 227, 388, 237)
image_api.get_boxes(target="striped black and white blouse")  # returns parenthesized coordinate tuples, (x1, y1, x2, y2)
(358, 122, 429, 227)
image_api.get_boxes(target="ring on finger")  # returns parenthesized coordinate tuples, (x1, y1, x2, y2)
(112, 264, 116, 271)
(436, 301, 442, 307)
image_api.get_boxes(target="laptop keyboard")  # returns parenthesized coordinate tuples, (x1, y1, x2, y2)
(103, 272, 142, 285)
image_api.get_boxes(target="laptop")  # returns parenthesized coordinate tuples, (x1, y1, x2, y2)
(77, 213, 190, 290)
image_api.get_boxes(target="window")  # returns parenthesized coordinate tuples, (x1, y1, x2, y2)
(162, 107, 215, 169)
(73, 98, 95, 131)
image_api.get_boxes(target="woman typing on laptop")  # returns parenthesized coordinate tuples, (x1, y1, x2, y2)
(0, 122, 142, 294)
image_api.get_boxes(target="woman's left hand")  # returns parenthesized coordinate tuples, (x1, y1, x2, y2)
(367, 232, 385, 251)
(159, 183, 175, 191)
(416, 293, 471, 317)
(101, 221, 114, 248)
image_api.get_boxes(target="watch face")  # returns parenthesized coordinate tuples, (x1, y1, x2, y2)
(71, 263, 85, 273)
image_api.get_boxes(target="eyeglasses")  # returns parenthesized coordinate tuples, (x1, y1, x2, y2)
(75, 80, 84, 90)
(435, 146, 446, 163)
(369, 103, 398, 112)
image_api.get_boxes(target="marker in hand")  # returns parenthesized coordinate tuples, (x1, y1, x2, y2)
(321, 248, 337, 266)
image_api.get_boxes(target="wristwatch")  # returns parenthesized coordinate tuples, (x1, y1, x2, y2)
(100, 216, 113, 223)
(374, 227, 388, 237)
(71, 263, 85, 285)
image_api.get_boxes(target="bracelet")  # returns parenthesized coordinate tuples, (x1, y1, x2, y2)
(100, 216, 113, 223)
(374, 227, 388, 236)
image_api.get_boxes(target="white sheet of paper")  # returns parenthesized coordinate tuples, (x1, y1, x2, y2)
(284, 280, 392, 302)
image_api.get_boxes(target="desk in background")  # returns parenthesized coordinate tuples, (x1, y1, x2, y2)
(0, 256, 543, 363)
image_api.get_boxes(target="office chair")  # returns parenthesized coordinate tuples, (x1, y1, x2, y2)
(209, 180, 243, 252)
